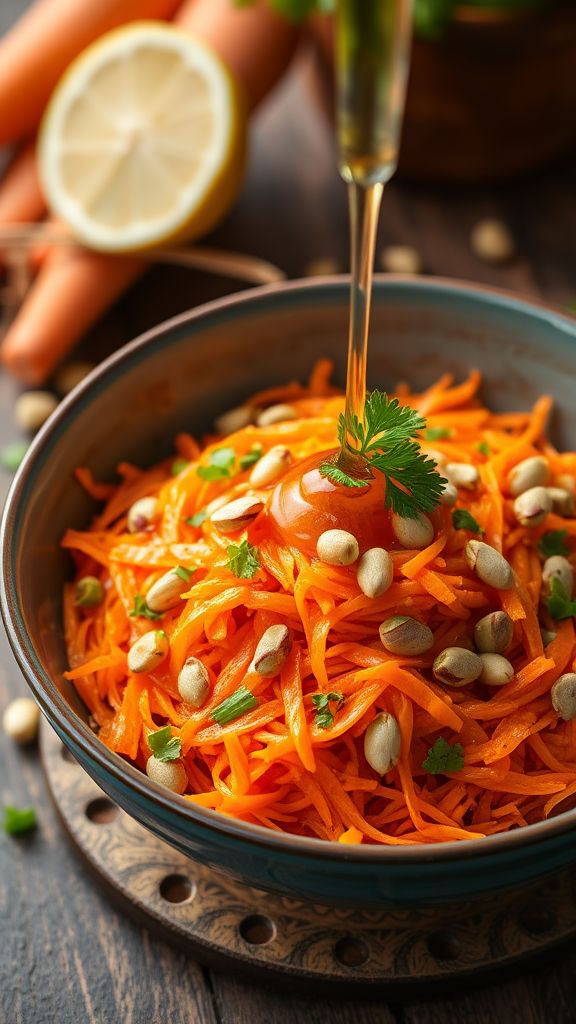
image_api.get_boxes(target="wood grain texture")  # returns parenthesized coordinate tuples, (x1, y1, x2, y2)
(1, 1, 576, 1021)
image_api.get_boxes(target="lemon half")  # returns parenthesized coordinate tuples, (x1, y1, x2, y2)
(39, 22, 247, 253)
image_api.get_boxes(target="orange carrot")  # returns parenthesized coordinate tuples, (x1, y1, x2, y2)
(0, 0, 182, 146)
(61, 367, 576, 846)
(0, 142, 45, 223)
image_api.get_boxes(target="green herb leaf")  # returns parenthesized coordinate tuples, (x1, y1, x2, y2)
(226, 539, 260, 579)
(451, 508, 483, 534)
(318, 462, 367, 489)
(545, 577, 576, 621)
(3, 805, 37, 835)
(197, 447, 236, 481)
(129, 595, 163, 621)
(424, 427, 451, 441)
(311, 691, 344, 730)
(538, 530, 570, 559)
(186, 509, 207, 528)
(477, 441, 491, 457)
(171, 458, 189, 476)
(422, 737, 464, 775)
(0, 440, 30, 472)
(174, 566, 193, 582)
(148, 726, 182, 762)
(239, 446, 263, 471)
(325, 390, 447, 518)
(212, 685, 258, 726)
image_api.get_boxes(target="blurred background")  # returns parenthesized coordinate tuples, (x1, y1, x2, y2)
(0, 0, 574, 460)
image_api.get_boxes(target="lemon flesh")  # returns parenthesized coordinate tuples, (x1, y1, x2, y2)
(39, 22, 246, 253)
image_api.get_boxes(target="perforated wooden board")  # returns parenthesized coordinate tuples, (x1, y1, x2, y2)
(41, 722, 576, 995)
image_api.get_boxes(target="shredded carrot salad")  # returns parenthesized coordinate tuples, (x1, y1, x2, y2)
(62, 363, 576, 845)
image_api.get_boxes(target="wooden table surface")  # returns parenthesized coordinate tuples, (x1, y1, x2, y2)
(1, 4, 576, 1021)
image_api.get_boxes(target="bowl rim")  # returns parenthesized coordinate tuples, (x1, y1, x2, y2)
(3, 274, 576, 865)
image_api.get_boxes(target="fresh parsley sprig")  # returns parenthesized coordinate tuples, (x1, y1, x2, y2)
(311, 691, 344, 730)
(539, 530, 570, 559)
(226, 539, 261, 579)
(451, 508, 483, 535)
(545, 577, 576, 621)
(148, 726, 182, 762)
(422, 737, 464, 775)
(319, 391, 446, 518)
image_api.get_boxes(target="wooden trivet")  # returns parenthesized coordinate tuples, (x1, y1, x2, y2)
(41, 722, 576, 995)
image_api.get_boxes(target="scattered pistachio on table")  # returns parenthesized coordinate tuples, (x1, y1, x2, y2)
(379, 616, 434, 656)
(2, 697, 40, 745)
(14, 390, 58, 433)
(363, 712, 402, 775)
(507, 455, 549, 497)
(316, 529, 359, 567)
(380, 244, 423, 275)
(470, 218, 516, 265)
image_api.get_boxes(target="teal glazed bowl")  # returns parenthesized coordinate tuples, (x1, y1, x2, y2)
(3, 278, 576, 909)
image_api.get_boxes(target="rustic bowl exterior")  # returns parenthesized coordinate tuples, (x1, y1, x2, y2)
(2, 278, 576, 908)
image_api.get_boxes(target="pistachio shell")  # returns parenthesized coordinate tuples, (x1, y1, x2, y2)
(252, 624, 292, 677)
(465, 540, 514, 590)
(127, 496, 159, 534)
(127, 630, 169, 674)
(256, 404, 298, 427)
(542, 556, 573, 599)
(379, 616, 434, 656)
(363, 712, 402, 775)
(146, 756, 187, 794)
(316, 529, 359, 566)
(474, 611, 513, 654)
(14, 390, 58, 433)
(356, 548, 393, 598)
(210, 495, 264, 534)
(445, 462, 479, 490)
(513, 486, 552, 528)
(214, 405, 254, 435)
(433, 647, 483, 687)
(391, 511, 434, 550)
(177, 658, 210, 708)
(2, 697, 40, 745)
(551, 674, 576, 721)
(146, 567, 191, 612)
(547, 487, 575, 517)
(507, 456, 549, 497)
(478, 653, 514, 687)
(249, 446, 291, 488)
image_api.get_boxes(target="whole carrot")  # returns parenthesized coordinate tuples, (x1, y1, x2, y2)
(175, 0, 300, 111)
(1, 0, 299, 383)
(0, 0, 182, 147)
(0, 143, 45, 224)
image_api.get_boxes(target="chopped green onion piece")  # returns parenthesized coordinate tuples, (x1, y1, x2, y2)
(171, 458, 189, 476)
(174, 566, 193, 582)
(148, 726, 182, 762)
(424, 427, 451, 441)
(0, 440, 29, 472)
(239, 446, 262, 470)
(212, 685, 257, 726)
(129, 595, 163, 621)
(197, 447, 236, 481)
(477, 441, 491, 456)
(74, 576, 104, 607)
(3, 805, 37, 835)
(186, 510, 207, 527)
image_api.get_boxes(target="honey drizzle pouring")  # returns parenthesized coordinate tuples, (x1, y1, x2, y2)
(270, 0, 413, 550)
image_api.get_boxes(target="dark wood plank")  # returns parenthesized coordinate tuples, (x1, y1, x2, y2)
(211, 974, 397, 1024)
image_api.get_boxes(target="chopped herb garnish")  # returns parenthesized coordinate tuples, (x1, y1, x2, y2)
(171, 458, 189, 476)
(174, 566, 193, 583)
(148, 726, 182, 762)
(451, 508, 483, 534)
(212, 685, 258, 725)
(239, 446, 263, 471)
(545, 577, 576, 621)
(422, 737, 464, 775)
(129, 595, 163, 621)
(197, 447, 236, 481)
(424, 427, 451, 441)
(0, 440, 30, 472)
(311, 691, 344, 730)
(3, 805, 37, 835)
(226, 539, 260, 579)
(539, 530, 570, 559)
(477, 441, 491, 457)
(319, 391, 446, 518)
(186, 509, 207, 528)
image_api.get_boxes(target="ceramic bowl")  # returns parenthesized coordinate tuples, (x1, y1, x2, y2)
(2, 278, 576, 909)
